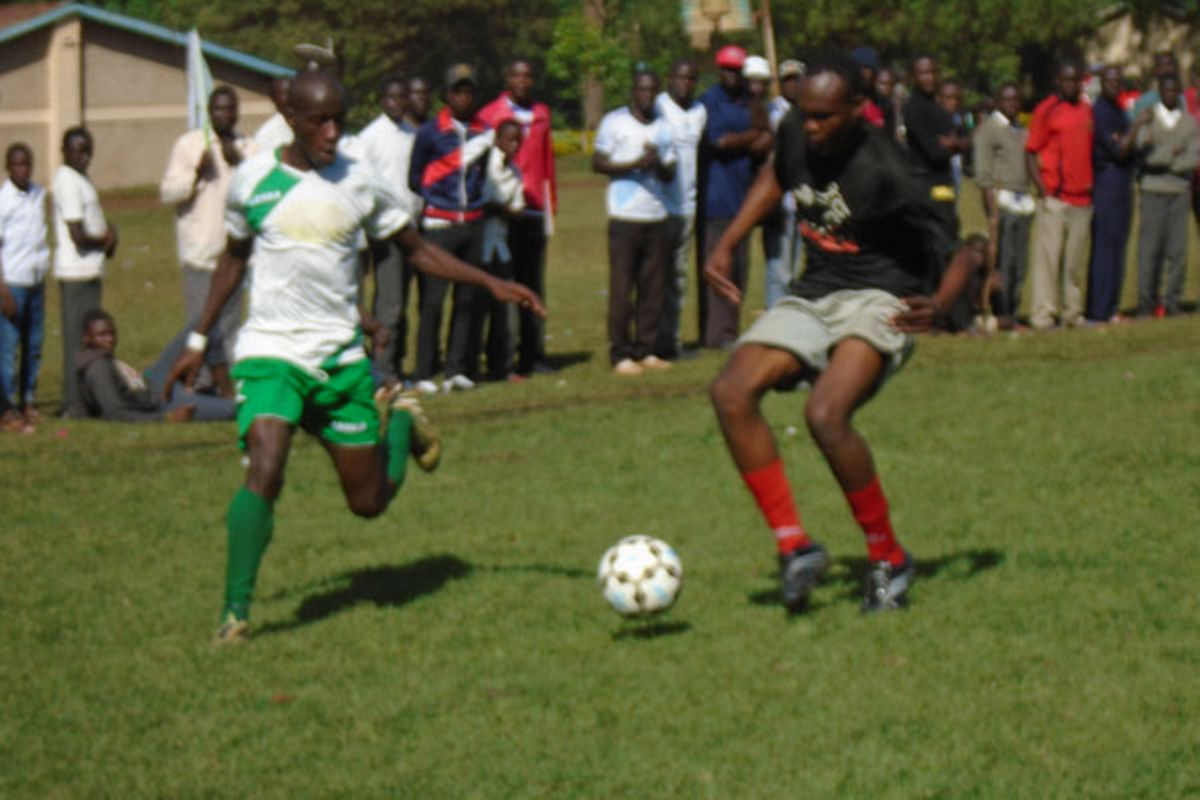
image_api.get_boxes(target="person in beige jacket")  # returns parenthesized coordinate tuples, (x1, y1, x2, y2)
(160, 86, 255, 381)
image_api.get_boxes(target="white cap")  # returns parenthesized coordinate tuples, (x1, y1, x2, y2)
(743, 55, 771, 80)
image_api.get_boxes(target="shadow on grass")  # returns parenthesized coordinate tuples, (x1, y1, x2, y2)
(747, 548, 1005, 610)
(255, 557, 593, 637)
(255, 554, 471, 637)
(611, 619, 692, 641)
(544, 350, 592, 371)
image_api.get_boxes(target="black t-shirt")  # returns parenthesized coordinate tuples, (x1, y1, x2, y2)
(774, 111, 953, 300)
(902, 90, 955, 183)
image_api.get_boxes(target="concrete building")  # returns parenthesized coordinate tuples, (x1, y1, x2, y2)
(0, 2, 291, 190)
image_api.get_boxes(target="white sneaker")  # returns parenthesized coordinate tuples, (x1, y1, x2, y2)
(442, 374, 476, 392)
(613, 358, 643, 376)
(639, 354, 672, 371)
(414, 380, 439, 395)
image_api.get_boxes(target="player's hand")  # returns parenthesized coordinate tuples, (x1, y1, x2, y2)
(0, 288, 15, 320)
(490, 279, 546, 318)
(703, 247, 741, 306)
(891, 296, 941, 333)
(103, 223, 118, 258)
(165, 404, 197, 423)
(162, 348, 205, 400)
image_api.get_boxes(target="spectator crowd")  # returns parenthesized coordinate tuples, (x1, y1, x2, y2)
(2, 44, 1199, 433)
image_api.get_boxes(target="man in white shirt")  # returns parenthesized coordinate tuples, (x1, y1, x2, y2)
(357, 76, 422, 388)
(0, 143, 50, 428)
(252, 76, 293, 152)
(593, 69, 677, 376)
(653, 59, 706, 360)
(763, 59, 805, 310)
(160, 86, 255, 379)
(52, 127, 115, 416)
(163, 71, 543, 645)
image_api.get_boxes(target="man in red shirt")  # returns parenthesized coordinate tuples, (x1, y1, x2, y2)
(479, 58, 557, 376)
(1025, 61, 1094, 329)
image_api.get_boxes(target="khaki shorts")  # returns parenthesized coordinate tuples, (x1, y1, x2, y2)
(737, 288, 915, 380)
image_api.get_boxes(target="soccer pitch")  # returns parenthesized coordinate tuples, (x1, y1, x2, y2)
(2, 159, 1198, 796)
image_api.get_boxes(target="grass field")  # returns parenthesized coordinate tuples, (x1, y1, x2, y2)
(2, 155, 1199, 797)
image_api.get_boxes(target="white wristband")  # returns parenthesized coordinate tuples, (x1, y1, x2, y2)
(186, 331, 208, 352)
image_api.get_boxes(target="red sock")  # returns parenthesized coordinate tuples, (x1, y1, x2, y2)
(742, 459, 811, 554)
(845, 476, 905, 565)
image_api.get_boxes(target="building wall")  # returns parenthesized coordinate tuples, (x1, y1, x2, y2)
(0, 27, 54, 186)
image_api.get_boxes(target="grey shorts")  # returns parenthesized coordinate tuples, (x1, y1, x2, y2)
(737, 288, 915, 380)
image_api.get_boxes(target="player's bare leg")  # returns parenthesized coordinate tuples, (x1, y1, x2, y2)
(806, 337, 915, 611)
(324, 442, 395, 519)
(217, 418, 294, 645)
(710, 344, 829, 612)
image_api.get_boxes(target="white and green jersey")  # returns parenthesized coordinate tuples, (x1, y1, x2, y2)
(225, 148, 410, 371)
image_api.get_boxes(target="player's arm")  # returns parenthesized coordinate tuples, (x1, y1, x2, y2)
(702, 159, 782, 306)
(891, 245, 974, 333)
(161, 236, 252, 396)
(394, 225, 545, 317)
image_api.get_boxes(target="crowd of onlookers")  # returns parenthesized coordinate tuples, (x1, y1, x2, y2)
(1, 45, 1197, 432)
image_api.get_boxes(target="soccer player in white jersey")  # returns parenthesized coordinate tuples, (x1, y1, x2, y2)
(166, 71, 544, 645)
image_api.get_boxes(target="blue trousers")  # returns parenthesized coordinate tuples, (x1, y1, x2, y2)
(1086, 166, 1133, 321)
(0, 282, 45, 408)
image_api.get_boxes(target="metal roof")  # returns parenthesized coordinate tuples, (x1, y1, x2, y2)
(0, 2, 294, 78)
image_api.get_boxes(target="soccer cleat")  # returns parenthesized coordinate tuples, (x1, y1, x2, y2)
(214, 611, 250, 646)
(778, 541, 830, 613)
(392, 393, 441, 472)
(862, 551, 916, 613)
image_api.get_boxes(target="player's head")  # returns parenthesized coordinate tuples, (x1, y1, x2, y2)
(937, 78, 962, 114)
(995, 81, 1021, 119)
(378, 75, 407, 122)
(912, 54, 938, 95)
(506, 58, 535, 104)
(495, 118, 523, 158)
(631, 68, 660, 118)
(285, 70, 346, 168)
(668, 58, 699, 106)
(208, 85, 239, 136)
(1153, 51, 1179, 82)
(6, 142, 33, 190)
(800, 50, 866, 156)
(444, 64, 478, 121)
(82, 309, 116, 354)
(406, 77, 431, 121)
(1055, 59, 1082, 101)
(268, 76, 291, 112)
(61, 126, 93, 173)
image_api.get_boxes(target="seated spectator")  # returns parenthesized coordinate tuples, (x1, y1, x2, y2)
(70, 309, 235, 422)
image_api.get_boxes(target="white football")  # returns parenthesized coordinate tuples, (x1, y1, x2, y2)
(597, 535, 683, 616)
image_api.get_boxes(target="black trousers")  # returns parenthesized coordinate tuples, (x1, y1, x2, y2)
(700, 217, 749, 348)
(608, 218, 668, 364)
(508, 215, 547, 373)
(415, 222, 483, 380)
(370, 239, 416, 382)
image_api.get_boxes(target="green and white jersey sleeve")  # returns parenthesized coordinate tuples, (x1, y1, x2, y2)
(225, 149, 411, 371)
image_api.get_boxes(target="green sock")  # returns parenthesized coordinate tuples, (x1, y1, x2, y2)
(386, 408, 413, 487)
(223, 487, 274, 620)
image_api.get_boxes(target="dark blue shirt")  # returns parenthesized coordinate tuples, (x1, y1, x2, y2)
(1092, 94, 1132, 172)
(698, 84, 754, 219)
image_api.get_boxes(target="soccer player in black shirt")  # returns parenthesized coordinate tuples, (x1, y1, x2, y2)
(704, 51, 972, 613)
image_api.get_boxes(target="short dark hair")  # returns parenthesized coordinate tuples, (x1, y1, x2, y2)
(496, 118, 521, 137)
(378, 74, 406, 95)
(995, 81, 1020, 96)
(1055, 57, 1082, 77)
(5, 142, 31, 164)
(632, 66, 659, 85)
(209, 85, 237, 104)
(807, 49, 867, 100)
(62, 126, 92, 150)
(670, 57, 698, 75)
(82, 308, 113, 333)
(507, 57, 534, 73)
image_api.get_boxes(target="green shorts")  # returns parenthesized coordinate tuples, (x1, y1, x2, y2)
(738, 288, 916, 382)
(232, 356, 378, 449)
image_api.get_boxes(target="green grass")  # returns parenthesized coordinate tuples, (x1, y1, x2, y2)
(2, 157, 1199, 797)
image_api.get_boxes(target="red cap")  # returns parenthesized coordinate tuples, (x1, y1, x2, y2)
(715, 45, 747, 70)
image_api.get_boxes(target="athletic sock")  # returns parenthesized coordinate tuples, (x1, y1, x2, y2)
(386, 407, 413, 487)
(845, 476, 906, 566)
(223, 487, 274, 620)
(741, 459, 812, 554)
